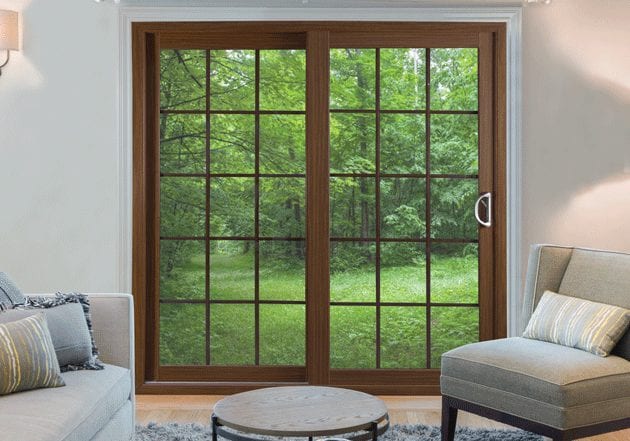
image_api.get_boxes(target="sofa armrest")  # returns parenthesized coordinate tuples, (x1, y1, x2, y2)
(88, 293, 134, 370)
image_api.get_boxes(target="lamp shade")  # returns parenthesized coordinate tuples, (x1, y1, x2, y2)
(0, 10, 19, 51)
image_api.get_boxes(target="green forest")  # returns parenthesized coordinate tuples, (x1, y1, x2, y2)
(159, 47, 480, 369)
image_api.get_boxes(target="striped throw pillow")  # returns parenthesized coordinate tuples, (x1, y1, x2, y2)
(0, 314, 65, 395)
(523, 291, 630, 357)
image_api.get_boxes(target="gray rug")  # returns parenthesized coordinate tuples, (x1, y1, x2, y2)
(135, 423, 544, 441)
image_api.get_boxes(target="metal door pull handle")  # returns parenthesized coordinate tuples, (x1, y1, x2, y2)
(474, 192, 492, 228)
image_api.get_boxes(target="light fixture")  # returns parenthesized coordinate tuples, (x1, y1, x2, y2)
(0, 10, 18, 77)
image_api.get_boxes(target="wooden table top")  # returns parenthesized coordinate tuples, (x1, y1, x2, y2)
(213, 386, 389, 437)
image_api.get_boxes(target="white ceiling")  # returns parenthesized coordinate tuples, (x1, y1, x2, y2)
(119, 0, 523, 8)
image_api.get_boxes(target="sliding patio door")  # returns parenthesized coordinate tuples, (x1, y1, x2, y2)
(133, 22, 506, 394)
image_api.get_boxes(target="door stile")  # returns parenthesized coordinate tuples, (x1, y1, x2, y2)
(305, 30, 331, 385)
(478, 32, 495, 342)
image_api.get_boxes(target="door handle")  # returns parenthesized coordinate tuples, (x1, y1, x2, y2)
(474, 192, 492, 228)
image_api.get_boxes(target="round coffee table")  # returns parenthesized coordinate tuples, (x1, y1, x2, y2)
(212, 386, 390, 441)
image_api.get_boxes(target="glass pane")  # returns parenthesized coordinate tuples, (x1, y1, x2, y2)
(430, 48, 478, 111)
(260, 50, 306, 111)
(380, 178, 425, 239)
(260, 241, 305, 301)
(160, 240, 205, 301)
(380, 114, 425, 174)
(210, 50, 255, 111)
(210, 304, 254, 365)
(160, 114, 206, 174)
(380, 48, 426, 110)
(160, 304, 205, 365)
(210, 114, 255, 174)
(160, 177, 205, 237)
(381, 242, 426, 303)
(330, 49, 376, 109)
(330, 306, 376, 368)
(330, 177, 376, 238)
(330, 113, 376, 174)
(260, 114, 306, 175)
(160, 50, 206, 111)
(330, 241, 375, 303)
(260, 304, 305, 366)
(431, 114, 478, 175)
(259, 178, 305, 238)
(381, 307, 426, 368)
(431, 307, 479, 368)
(210, 240, 254, 301)
(210, 178, 255, 237)
(430, 178, 478, 239)
(431, 243, 478, 304)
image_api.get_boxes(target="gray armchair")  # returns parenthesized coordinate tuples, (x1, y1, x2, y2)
(440, 245, 630, 441)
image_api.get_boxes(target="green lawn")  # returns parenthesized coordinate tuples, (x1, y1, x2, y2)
(159, 249, 479, 369)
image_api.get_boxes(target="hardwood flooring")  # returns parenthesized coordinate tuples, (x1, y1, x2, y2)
(136, 395, 630, 440)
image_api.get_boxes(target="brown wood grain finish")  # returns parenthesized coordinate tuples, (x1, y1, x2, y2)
(477, 31, 495, 342)
(305, 30, 331, 386)
(149, 32, 162, 380)
(132, 21, 507, 394)
(158, 366, 306, 382)
(132, 24, 148, 389)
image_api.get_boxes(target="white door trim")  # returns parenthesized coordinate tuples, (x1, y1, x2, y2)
(116, 6, 523, 337)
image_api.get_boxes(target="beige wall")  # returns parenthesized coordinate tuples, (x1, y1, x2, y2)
(521, 0, 630, 274)
(0, 0, 628, 298)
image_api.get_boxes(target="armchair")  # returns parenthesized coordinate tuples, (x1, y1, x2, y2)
(440, 245, 630, 441)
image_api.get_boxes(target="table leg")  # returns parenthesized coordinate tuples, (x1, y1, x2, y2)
(212, 415, 219, 441)
(371, 421, 378, 441)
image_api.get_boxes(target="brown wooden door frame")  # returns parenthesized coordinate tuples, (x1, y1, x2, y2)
(132, 21, 506, 395)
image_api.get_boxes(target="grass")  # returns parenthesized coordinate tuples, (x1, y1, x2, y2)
(160, 249, 479, 369)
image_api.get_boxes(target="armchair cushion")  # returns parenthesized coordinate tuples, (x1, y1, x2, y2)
(441, 337, 630, 429)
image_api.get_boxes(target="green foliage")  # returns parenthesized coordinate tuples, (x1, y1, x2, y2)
(330, 49, 375, 109)
(381, 48, 426, 110)
(158, 46, 482, 369)
(381, 114, 425, 174)
(431, 48, 478, 110)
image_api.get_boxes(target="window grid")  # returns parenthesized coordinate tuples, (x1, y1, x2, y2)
(160, 47, 480, 370)
(159, 49, 307, 367)
(328, 47, 479, 370)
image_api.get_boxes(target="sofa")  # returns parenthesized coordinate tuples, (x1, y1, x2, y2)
(0, 293, 135, 441)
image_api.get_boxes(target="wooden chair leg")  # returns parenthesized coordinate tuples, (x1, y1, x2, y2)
(441, 396, 458, 441)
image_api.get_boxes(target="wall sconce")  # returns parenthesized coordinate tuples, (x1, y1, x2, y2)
(0, 10, 18, 77)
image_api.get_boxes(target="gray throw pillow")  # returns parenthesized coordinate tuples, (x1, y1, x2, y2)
(0, 303, 93, 370)
(23, 293, 104, 371)
(0, 272, 26, 307)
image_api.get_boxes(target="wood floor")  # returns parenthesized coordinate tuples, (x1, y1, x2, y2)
(136, 395, 630, 441)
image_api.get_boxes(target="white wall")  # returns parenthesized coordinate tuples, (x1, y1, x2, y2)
(0, 0, 629, 298)
(0, 0, 119, 292)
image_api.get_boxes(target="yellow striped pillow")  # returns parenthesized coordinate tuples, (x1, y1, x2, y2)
(523, 291, 630, 357)
(0, 314, 65, 395)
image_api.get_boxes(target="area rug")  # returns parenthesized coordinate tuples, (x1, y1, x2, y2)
(135, 423, 543, 441)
